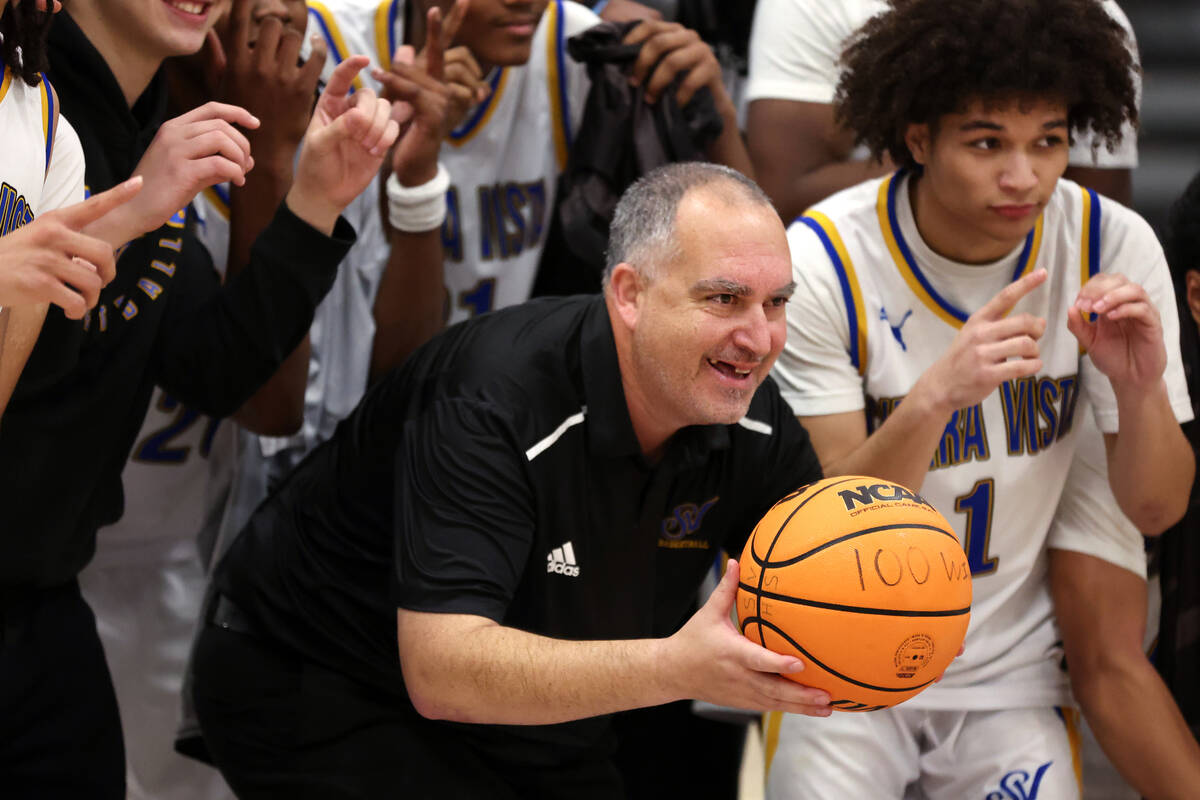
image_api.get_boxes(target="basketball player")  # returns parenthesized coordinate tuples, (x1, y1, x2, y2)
(78, 2, 456, 796)
(0, 0, 399, 793)
(191, 163, 832, 798)
(744, 0, 1140, 221)
(765, 1, 1196, 797)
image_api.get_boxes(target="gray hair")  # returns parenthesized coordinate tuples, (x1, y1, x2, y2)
(603, 162, 775, 288)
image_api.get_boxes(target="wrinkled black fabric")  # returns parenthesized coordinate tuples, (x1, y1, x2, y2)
(533, 21, 724, 297)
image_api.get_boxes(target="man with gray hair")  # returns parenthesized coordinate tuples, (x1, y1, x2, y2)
(192, 162, 832, 798)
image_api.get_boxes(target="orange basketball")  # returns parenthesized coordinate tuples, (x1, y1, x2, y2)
(737, 476, 972, 711)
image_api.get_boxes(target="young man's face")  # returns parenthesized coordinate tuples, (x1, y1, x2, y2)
(625, 190, 794, 431)
(79, 0, 231, 58)
(906, 97, 1071, 262)
(424, 0, 550, 69)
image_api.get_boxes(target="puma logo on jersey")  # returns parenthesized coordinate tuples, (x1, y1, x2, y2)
(880, 306, 913, 351)
(547, 541, 580, 577)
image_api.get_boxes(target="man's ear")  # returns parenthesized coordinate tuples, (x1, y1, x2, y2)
(1185, 270, 1200, 329)
(904, 123, 932, 167)
(608, 263, 643, 330)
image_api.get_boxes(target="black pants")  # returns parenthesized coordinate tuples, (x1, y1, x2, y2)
(0, 580, 125, 799)
(193, 622, 625, 799)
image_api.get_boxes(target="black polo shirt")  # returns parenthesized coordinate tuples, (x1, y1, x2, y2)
(214, 294, 821, 770)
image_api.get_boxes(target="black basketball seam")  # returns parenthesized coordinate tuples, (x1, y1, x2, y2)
(737, 582, 971, 617)
(745, 616, 937, 694)
(754, 477, 865, 649)
(754, 522, 960, 568)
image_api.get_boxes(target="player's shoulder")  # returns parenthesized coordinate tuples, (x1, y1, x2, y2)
(786, 174, 888, 250)
(1049, 177, 1157, 246)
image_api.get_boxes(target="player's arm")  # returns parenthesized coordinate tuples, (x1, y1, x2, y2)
(215, 5, 327, 435)
(746, 99, 893, 222)
(1053, 551, 1200, 798)
(153, 59, 397, 415)
(1067, 272, 1194, 533)
(369, 3, 467, 380)
(622, 21, 753, 178)
(1047, 435, 1200, 799)
(794, 269, 1049, 491)
(397, 560, 831, 725)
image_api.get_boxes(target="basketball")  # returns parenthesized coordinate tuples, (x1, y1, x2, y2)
(737, 476, 972, 711)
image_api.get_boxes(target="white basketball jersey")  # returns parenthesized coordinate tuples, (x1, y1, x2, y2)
(773, 171, 1192, 710)
(0, 65, 84, 235)
(310, 0, 595, 323)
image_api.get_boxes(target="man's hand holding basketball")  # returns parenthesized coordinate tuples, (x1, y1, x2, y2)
(1067, 272, 1167, 390)
(914, 269, 1048, 416)
(659, 559, 832, 716)
(287, 57, 398, 234)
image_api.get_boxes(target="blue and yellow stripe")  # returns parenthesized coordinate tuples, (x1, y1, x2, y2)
(877, 171, 1043, 329)
(307, 1, 364, 91)
(0, 66, 12, 106)
(374, 0, 401, 71)
(201, 183, 231, 222)
(800, 211, 868, 375)
(39, 73, 55, 174)
(1055, 706, 1084, 792)
(546, 0, 572, 170)
(447, 68, 508, 146)
(1080, 186, 1101, 288)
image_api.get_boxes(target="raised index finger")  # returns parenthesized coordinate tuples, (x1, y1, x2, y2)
(975, 268, 1047, 321)
(323, 54, 370, 100)
(423, 6, 445, 81)
(57, 177, 144, 230)
(440, 0, 469, 48)
(227, 0, 253, 55)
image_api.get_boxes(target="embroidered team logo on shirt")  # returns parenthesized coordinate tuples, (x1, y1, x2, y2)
(658, 496, 718, 550)
(547, 541, 580, 577)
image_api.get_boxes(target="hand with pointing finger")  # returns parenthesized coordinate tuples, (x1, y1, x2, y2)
(287, 56, 400, 233)
(660, 559, 833, 716)
(0, 178, 143, 319)
(915, 268, 1049, 415)
(372, 0, 471, 186)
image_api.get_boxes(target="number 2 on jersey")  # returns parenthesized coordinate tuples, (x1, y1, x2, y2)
(955, 478, 999, 576)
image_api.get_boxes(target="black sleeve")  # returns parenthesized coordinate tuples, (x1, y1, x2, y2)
(151, 203, 355, 416)
(392, 398, 537, 622)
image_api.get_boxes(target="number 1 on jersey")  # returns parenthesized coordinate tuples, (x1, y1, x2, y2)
(955, 478, 999, 576)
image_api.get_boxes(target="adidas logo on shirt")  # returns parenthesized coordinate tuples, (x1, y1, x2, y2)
(547, 541, 580, 577)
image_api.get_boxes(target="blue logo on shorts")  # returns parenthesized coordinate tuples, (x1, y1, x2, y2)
(985, 761, 1052, 800)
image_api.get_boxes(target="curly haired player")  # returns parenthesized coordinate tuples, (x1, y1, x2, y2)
(765, 1, 1198, 797)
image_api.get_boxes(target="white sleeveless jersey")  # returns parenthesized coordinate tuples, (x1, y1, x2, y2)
(772, 171, 1192, 710)
(0, 65, 85, 235)
(310, 0, 595, 324)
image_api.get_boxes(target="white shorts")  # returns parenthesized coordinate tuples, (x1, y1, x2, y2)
(764, 705, 1082, 799)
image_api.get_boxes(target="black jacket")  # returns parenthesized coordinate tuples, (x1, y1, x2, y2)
(532, 20, 724, 297)
(0, 13, 353, 590)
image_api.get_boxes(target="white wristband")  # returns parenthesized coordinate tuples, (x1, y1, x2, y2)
(386, 163, 450, 233)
